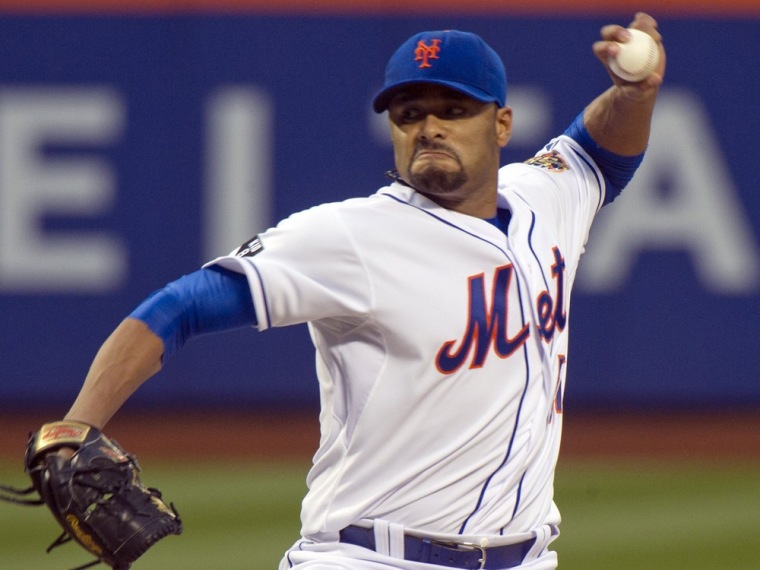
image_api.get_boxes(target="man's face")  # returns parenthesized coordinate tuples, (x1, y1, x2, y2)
(387, 84, 511, 212)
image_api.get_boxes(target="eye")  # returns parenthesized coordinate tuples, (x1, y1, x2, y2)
(400, 106, 421, 121)
(389, 105, 422, 124)
(444, 105, 467, 118)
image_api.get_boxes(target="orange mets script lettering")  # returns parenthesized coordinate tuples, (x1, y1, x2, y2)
(415, 39, 441, 68)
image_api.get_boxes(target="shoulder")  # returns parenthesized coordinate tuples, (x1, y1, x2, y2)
(294, 185, 407, 217)
(239, 187, 405, 258)
(499, 135, 605, 206)
(269, 189, 393, 228)
(504, 136, 601, 177)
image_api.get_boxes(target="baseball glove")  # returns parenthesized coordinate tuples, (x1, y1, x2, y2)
(0, 420, 182, 569)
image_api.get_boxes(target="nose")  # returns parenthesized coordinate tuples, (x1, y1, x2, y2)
(417, 113, 446, 141)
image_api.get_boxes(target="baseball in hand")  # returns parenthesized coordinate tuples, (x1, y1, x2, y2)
(608, 28, 660, 82)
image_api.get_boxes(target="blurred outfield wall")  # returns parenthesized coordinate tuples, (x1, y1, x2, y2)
(1, 1, 759, 411)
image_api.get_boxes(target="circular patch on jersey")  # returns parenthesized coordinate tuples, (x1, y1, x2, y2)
(524, 150, 570, 172)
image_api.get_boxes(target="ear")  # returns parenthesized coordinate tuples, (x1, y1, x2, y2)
(495, 106, 513, 147)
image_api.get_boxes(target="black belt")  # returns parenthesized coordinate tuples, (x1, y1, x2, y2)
(339, 525, 536, 570)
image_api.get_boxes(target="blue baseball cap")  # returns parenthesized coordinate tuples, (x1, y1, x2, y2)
(372, 30, 507, 113)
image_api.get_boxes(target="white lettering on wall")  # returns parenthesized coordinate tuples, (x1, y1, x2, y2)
(204, 87, 273, 260)
(579, 89, 760, 294)
(0, 88, 126, 292)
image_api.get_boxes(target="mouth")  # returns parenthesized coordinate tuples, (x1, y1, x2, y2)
(416, 150, 452, 159)
(413, 148, 457, 163)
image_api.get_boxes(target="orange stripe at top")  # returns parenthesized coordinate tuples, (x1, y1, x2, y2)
(0, 0, 759, 17)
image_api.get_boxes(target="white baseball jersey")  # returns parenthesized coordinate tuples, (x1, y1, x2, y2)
(207, 135, 604, 547)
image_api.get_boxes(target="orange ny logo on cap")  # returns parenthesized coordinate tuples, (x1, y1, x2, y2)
(415, 39, 441, 68)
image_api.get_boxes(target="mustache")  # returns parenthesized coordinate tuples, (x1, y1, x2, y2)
(412, 141, 461, 163)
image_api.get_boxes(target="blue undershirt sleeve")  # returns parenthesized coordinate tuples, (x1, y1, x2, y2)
(129, 265, 257, 363)
(563, 111, 645, 204)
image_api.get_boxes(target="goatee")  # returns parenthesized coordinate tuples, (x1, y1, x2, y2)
(409, 167, 468, 194)
(408, 142, 468, 194)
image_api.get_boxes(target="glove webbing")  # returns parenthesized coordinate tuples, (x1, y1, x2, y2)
(0, 481, 103, 569)
(0, 481, 43, 505)
(46, 531, 103, 569)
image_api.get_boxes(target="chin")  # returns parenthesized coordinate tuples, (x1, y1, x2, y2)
(410, 168, 468, 195)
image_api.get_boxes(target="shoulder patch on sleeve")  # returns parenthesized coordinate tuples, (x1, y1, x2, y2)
(235, 235, 264, 257)
(524, 150, 570, 173)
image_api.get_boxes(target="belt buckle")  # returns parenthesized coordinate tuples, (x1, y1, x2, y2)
(437, 539, 487, 570)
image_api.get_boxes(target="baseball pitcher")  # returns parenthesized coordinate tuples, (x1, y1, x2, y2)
(1, 12, 664, 570)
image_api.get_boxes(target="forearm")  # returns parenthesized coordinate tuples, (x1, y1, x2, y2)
(64, 267, 256, 429)
(582, 84, 658, 156)
(65, 317, 163, 429)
